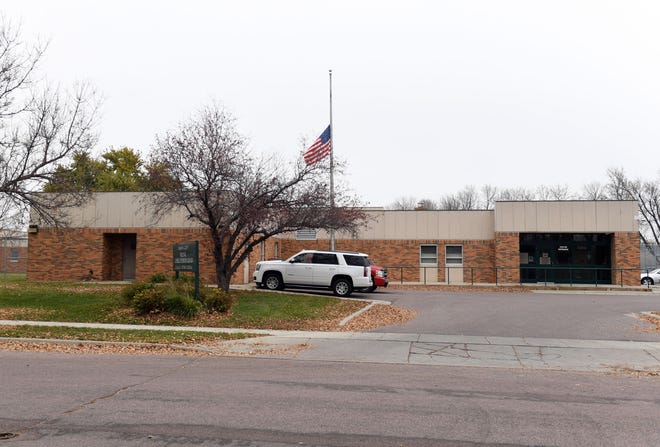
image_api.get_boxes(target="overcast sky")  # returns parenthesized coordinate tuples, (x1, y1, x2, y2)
(4, 1, 660, 206)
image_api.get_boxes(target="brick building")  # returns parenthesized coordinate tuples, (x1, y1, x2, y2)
(1, 232, 28, 274)
(27, 193, 640, 286)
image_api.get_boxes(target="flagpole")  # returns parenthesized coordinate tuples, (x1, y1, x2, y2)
(329, 69, 335, 251)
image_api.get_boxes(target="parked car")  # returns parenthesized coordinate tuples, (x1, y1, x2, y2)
(640, 268, 660, 285)
(253, 249, 372, 297)
(360, 260, 389, 293)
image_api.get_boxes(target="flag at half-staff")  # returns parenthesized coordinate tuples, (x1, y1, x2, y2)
(304, 125, 331, 165)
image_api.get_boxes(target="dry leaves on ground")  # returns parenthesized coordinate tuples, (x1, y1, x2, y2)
(640, 313, 660, 333)
(0, 302, 417, 355)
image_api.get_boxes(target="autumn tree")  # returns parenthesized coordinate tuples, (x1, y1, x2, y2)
(149, 103, 366, 291)
(0, 20, 100, 228)
(45, 147, 179, 192)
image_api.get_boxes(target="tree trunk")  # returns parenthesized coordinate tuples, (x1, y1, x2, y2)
(216, 266, 231, 292)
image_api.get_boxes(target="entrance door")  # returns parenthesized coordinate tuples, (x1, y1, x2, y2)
(121, 235, 137, 281)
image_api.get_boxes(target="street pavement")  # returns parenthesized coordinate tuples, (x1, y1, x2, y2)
(2, 319, 659, 374)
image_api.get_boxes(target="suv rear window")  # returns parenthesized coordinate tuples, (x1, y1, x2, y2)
(343, 254, 369, 267)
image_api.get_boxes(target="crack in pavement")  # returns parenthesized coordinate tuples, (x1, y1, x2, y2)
(14, 356, 204, 439)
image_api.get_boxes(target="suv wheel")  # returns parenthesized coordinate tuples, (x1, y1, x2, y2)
(641, 277, 654, 286)
(332, 277, 353, 297)
(264, 272, 284, 290)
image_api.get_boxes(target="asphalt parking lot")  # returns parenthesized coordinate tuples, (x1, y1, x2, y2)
(366, 288, 660, 342)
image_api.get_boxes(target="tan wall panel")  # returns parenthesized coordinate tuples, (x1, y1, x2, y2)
(283, 210, 494, 241)
(40, 194, 637, 235)
(39, 193, 203, 229)
(495, 201, 638, 233)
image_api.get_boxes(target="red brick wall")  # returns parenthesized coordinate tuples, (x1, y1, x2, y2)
(28, 228, 249, 284)
(0, 246, 27, 274)
(253, 238, 497, 284)
(495, 232, 520, 284)
(28, 228, 641, 287)
(612, 232, 640, 286)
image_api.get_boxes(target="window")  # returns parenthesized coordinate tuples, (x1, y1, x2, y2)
(343, 254, 369, 267)
(420, 245, 438, 265)
(10, 248, 19, 263)
(291, 253, 313, 263)
(445, 245, 463, 265)
(312, 253, 338, 265)
(296, 228, 317, 240)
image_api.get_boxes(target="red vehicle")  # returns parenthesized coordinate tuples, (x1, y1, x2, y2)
(363, 260, 388, 292)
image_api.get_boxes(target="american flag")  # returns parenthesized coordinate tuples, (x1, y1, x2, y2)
(303, 125, 332, 165)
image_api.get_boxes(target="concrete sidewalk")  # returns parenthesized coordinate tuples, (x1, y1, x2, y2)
(1, 319, 660, 374)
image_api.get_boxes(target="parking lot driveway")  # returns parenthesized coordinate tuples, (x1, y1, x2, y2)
(370, 289, 660, 342)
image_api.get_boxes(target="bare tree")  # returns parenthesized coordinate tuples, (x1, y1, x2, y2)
(150, 103, 366, 291)
(439, 186, 479, 210)
(389, 196, 418, 210)
(497, 187, 537, 201)
(415, 198, 437, 210)
(480, 184, 498, 210)
(0, 21, 100, 229)
(438, 193, 461, 210)
(607, 168, 660, 246)
(581, 181, 609, 200)
(606, 167, 633, 200)
(536, 184, 572, 200)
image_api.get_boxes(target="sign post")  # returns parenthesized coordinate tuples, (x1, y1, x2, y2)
(173, 241, 200, 300)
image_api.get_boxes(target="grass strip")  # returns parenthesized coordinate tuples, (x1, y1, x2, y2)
(0, 325, 257, 344)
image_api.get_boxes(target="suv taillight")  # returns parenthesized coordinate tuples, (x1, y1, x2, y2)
(364, 266, 369, 277)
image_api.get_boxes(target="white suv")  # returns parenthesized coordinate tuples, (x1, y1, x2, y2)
(253, 250, 373, 297)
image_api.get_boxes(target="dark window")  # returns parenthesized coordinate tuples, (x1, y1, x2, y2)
(10, 248, 19, 262)
(343, 254, 369, 267)
(291, 253, 313, 263)
(313, 253, 339, 265)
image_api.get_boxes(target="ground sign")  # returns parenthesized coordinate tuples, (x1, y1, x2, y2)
(172, 241, 200, 300)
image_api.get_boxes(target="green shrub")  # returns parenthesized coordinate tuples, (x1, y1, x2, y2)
(122, 279, 233, 317)
(163, 293, 202, 318)
(149, 273, 169, 283)
(121, 281, 155, 305)
(200, 287, 234, 313)
(132, 287, 166, 315)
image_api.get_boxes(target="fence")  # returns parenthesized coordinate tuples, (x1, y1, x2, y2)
(641, 243, 660, 270)
(383, 265, 648, 288)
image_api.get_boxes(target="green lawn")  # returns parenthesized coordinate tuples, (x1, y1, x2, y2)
(0, 277, 365, 341)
